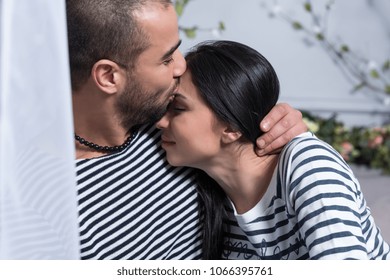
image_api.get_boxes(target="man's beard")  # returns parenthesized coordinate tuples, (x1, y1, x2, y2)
(115, 78, 177, 130)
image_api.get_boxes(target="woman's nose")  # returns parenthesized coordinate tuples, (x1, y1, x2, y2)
(156, 114, 169, 129)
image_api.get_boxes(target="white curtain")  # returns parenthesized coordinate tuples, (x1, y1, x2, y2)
(0, 0, 80, 259)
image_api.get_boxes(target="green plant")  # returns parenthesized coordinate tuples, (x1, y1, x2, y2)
(303, 111, 390, 174)
(262, 0, 390, 103)
(174, 0, 225, 38)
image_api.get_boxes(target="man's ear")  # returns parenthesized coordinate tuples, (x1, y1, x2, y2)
(221, 126, 242, 144)
(91, 59, 125, 95)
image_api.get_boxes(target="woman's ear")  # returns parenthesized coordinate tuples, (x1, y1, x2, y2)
(221, 126, 242, 144)
(91, 59, 125, 95)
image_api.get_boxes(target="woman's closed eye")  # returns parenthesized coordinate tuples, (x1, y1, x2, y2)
(167, 99, 186, 112)
(172, 107, 186, 112)
(169, 105, 186, 114)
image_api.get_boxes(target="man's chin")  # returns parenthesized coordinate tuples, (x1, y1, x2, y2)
(134, 104, 169, 127)
(148, 106, 169, 124)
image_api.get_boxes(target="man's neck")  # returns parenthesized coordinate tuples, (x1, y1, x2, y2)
(72, 85, 129, 159)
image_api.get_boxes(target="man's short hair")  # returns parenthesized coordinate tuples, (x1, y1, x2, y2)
(66, 0, 172, 90)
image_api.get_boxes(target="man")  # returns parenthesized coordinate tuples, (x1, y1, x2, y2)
(67, 0, 307, 259)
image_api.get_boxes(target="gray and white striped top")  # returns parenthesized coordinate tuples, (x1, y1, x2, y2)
(224, 132, 390, 260)
(76, 124, 202, 259)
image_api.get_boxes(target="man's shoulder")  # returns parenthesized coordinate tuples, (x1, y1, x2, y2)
(136, 123, 162, 141)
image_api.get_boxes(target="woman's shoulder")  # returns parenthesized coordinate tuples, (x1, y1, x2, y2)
(282, 132, 335, 153)
(284, 131, 323, 149)
(279, 131, 350, 175)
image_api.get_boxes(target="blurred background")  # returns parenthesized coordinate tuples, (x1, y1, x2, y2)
(175, 0, 390, 241)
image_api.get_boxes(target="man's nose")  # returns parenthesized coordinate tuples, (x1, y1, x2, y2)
(173, 49, 186, 78)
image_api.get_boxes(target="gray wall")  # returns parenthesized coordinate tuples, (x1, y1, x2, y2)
(178, 0, 390, 127)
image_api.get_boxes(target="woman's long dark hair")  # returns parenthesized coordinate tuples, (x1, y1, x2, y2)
(185, 40, 280, 259)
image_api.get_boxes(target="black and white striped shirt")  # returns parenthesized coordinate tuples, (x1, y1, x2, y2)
(76, 124, 202, 259)
(223, 132, 390, 260)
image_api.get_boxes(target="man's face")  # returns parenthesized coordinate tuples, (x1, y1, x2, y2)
(116, 3, 186, 129)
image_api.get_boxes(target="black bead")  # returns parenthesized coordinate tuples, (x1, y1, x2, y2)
(74, 133, 135, 153)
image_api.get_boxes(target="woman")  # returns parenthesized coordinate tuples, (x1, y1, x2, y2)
(156, 40, 390, 260)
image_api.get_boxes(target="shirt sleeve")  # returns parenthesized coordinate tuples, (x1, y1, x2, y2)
(279, 133, 369, 259)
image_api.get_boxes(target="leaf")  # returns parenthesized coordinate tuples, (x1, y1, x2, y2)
(184, 27, 197, 38)
(304, 2, 312, 12)
(175, 1, 184, 16)
(175, 0, 190, 17)
(382, 60, 390, 72)
(370, 69, 380, 79)
(385, 85, 390, 95)
(292, 21, 303, 30)
(218, 21, 225, 31)
(340, 45, 349, 52)
(316, 33, 324, 41)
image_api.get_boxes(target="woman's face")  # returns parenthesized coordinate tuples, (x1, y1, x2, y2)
(155, 70, 225, 169)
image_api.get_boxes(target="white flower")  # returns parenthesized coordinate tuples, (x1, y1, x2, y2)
(303, 118, 319, 133)
(312, 25, 322, 34)
(272, 4, 282, 16)
(367, 60, 378, 71)
(211, 28, 221, 38)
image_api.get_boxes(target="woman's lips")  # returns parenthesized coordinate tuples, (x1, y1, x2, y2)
(161, 135, 175, 145)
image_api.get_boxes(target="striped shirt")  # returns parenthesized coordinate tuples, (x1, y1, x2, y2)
(223, 132, 390, 259)
(76, 124, 203, 259)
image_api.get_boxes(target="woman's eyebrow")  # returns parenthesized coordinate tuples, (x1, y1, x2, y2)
(173, 93, 188, 101)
